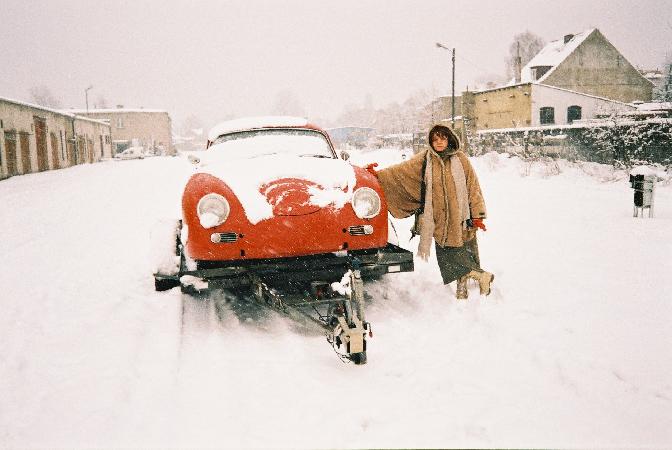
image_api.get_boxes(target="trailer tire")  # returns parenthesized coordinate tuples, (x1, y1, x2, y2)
(350, 352, 367, 365)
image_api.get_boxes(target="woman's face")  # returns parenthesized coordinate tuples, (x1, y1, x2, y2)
(431, 133, 448, 152)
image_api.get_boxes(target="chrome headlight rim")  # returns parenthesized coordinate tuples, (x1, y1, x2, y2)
(351, 187, 382, 219)
(197, 193, 230, 228)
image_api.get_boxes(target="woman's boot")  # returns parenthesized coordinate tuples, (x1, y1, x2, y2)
(468, 270, 494, 296)
(456, 276, 468, 300)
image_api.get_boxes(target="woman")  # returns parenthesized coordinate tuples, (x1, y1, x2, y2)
(371, 124, 493, 300)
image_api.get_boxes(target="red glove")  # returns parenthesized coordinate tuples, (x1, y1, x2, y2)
(471, 218, 487, 231)
(364, 162, 379, 177)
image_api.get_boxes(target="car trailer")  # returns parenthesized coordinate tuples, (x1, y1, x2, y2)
(155, 232, 414, 364)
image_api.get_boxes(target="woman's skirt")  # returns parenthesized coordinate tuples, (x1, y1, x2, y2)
(434, 237, 481, 284)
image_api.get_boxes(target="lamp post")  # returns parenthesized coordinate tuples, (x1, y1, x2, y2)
(85, 85, 93, 114)
(435, 42, 455, 127)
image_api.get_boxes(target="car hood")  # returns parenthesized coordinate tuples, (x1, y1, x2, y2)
(195, 155, 357, 224)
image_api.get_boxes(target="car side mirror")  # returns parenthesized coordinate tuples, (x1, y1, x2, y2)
(339, 150, 350, 161)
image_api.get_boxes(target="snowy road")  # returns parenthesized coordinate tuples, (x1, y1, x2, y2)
(1, 152, 671, 448)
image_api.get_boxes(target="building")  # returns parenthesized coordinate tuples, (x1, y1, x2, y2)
(452, 28, 650, 137)
(1, 96, 112, 180)
(520, 28, 653, 103)
(462, 83, 635, 131)
(326, 126, 375, 149)
(67, 107, 173, 155)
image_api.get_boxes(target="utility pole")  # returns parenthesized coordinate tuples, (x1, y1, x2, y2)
(85, 85, 93, 114)
(515, 41, 522, 84)
(451, 47, 455, 127)
(436, 42, 456, 127)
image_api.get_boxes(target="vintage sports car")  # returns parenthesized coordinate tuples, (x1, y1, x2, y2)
(154, 116, 413, 364)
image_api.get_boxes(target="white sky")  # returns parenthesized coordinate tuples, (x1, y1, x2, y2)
(1, 0, 670, 127)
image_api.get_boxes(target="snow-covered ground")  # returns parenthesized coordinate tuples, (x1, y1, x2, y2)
(1, 150, 670, 448)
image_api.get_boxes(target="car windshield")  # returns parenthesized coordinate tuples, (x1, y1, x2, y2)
(209, 128, 335, 160)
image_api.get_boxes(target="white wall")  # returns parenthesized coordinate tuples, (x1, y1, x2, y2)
(530, 84, 635, 127)
(0, 99, 112, 178)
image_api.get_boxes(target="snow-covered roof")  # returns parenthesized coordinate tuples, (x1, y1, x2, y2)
(521, 29, 596, 83)
(207, 116, 309, 141)
(642, 72, 663, 79)
(636, 102, 672, 111)
(0, 95, 112, 126)
(66, 108, 168, 114)
(472, 82, 531, 94)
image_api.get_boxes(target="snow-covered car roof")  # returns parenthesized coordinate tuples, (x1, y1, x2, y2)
(207, 116, 310, 141)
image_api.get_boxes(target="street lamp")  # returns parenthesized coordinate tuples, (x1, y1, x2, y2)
(85, 85, 93, 114)
(435, 42, 455, 127)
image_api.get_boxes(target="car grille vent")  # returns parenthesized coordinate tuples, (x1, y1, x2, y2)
(211, 232, 239, 243)
(348, 225, 373, 236)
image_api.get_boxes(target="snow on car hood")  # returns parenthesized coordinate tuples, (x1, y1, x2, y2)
(195, 155, 357, 224)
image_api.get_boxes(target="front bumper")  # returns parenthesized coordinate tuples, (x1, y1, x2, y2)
(161, 243, 414, 289)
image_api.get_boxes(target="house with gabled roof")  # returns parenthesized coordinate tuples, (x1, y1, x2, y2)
(521, 28, 653, 103)
(457, 28, 649, 137)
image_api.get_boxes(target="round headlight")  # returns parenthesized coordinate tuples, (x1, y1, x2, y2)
(197, 193, 230, 228)
(352, 187, 381, 219)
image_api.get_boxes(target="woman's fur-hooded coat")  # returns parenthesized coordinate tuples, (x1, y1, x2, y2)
(377, 141, 486, 248)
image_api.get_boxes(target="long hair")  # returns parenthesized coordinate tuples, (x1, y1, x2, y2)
(428, 125, 460, 151)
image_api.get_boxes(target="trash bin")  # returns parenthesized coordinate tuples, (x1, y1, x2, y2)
(629, 173, 656, 218)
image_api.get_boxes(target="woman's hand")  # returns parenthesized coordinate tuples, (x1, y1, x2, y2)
(468, 218, 487, 231)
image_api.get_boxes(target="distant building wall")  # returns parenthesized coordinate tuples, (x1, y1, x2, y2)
(1, 97, 112, 180)
(543, 30, 653, 103)
(71, 109, 173, 154)
(465, 84, 533, 131)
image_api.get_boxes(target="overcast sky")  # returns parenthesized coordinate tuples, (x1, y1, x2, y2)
(1, 0, 671, 128)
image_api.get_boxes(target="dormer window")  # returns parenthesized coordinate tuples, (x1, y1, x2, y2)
(531, 66, 552, 80)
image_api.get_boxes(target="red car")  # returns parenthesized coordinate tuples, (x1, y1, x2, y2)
(155, 116, 413, 363)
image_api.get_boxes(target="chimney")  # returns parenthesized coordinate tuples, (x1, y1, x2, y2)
(514, 41, 522, 83)
(564, 34, 574, 44)
(116, 104, 124, 109)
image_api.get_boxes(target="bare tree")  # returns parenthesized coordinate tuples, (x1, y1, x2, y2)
(180, 115, 205, 136)
(657, 55, 672, 101)
(94, 94, 108, 109)
(505, 31, 546, 80)
(29, 85, 63, 108)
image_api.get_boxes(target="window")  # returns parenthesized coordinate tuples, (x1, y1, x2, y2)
(540, 107, 555, 125)
(531, 66, 552, 80)
(567, 105, 582, 124)
(116, 117, 124, 128)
